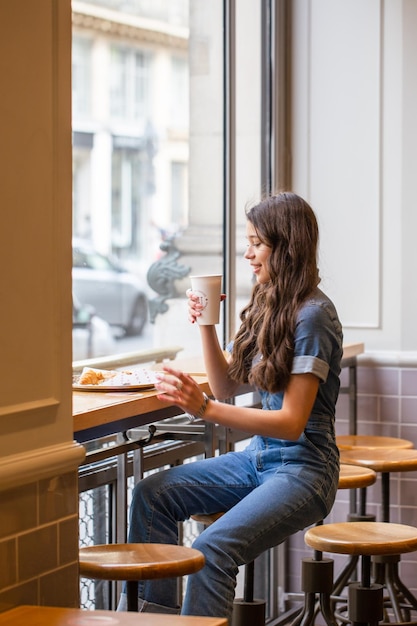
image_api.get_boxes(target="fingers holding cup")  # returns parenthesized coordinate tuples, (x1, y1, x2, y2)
(189, 275, 222, 325)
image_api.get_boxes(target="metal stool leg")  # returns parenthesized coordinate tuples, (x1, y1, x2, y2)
(373, 474, 417, 623)
(332, 485, 376, 619)
(373, 554, 417, 623)
(348, 555, 384, 626)
(231, 560, 266, 626)
(290, 552, 337, 626)
(126, 580, 138, 611)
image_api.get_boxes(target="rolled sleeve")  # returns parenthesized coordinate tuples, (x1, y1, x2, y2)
(292, 293, 343, 384)
(292, 355, 329, 382)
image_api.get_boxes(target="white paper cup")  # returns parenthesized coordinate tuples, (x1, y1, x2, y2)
(190, 274, 222, 325)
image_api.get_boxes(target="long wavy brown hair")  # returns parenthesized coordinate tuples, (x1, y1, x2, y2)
(227, 192, 320, 393)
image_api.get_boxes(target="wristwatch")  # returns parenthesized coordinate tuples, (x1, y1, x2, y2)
(187, 392, 210, 422)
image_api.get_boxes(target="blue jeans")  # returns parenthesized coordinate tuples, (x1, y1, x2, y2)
(127, 422, 339, 620)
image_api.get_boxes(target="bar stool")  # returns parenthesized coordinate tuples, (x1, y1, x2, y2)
(304, 521, 417, 626)
(291, 464, 377, 626)
(340, 447, 417, 622)
(330, 437, 414, 603)
(79, 543, 205, 612)
(338, 463, 377, 490)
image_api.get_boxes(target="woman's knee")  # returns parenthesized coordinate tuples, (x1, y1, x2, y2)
(131, 471, 163, 507)
(192, 531, 239, 572)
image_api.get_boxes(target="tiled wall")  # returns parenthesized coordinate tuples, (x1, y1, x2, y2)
(286, 362, 417, 604)
(0, 471, 80, 612)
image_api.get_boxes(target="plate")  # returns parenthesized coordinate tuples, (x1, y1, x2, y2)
(73, 367, 160, 392)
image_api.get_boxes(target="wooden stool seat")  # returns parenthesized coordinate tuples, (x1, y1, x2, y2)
(79, 543, 205, 581)
(79, 543, 205, 611)
(191, 512, 224, 527)
(305, 521, 417, 557)
(338, 463, 376, 490)
(340, 447, 417, 474)
(337, 435, 414, 451)
(0, 605, 228, 626)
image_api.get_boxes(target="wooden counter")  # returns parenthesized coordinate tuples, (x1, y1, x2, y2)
(73, 343, 364, 442)
(0, 606, 227, 626)
(341, 342, 364, 362)
(73, 374, 210, 442)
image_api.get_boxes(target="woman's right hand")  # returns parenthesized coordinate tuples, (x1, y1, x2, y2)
(186, 289, 226, 324)
(186, 288, 203, 324)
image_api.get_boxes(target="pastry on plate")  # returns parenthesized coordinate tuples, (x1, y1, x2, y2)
(78, 368, 117, 385)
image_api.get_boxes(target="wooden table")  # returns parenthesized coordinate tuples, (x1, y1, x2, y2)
(0, 606, 228, 626)
(73, 343, 364, 443)
(341, 342, 364, 362)
(73, 374, 210, 443)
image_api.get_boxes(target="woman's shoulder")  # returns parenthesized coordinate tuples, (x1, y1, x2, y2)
(298, 288, 342, 328)
(295, 289, 344, 358)
(301, 287, 338, 311)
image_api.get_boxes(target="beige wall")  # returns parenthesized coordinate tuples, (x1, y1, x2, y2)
(292, 0, 417, 356)
(0, 0, 84, 610)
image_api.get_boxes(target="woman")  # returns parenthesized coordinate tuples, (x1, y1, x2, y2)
(122, 191, 343, 619)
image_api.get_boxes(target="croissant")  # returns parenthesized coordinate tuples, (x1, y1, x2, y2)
(78, 368, 115, 385)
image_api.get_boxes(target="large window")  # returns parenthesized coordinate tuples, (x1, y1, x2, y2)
(72, 1, 285, 620)
(71, 0, 264, 364)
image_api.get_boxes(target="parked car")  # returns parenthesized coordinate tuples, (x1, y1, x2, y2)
(72, 239, 148, 336)
(72, 295, 116, 360)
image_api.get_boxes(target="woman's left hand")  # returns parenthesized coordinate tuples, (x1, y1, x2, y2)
(155, 365, 207, 418)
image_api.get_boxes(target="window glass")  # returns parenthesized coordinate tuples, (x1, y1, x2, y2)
(110, 46, 150, 121)
(234, 0, 262, 328)
(72, 36, 92, 118)
(72, 0, 224, 361)
(170, 56, 189, 128)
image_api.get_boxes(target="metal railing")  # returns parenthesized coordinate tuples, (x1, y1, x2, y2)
(77, 391, 278, 617)
(79, 437, 204, 609)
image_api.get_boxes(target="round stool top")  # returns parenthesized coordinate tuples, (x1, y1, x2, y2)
(192, 512, 224, 526)
(79, 543, 205, 581)
(338, 463, 376, 489)
(340, 448, 417, 473)
(305, 522, 417, 556)
(337, 435, 414, 451)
